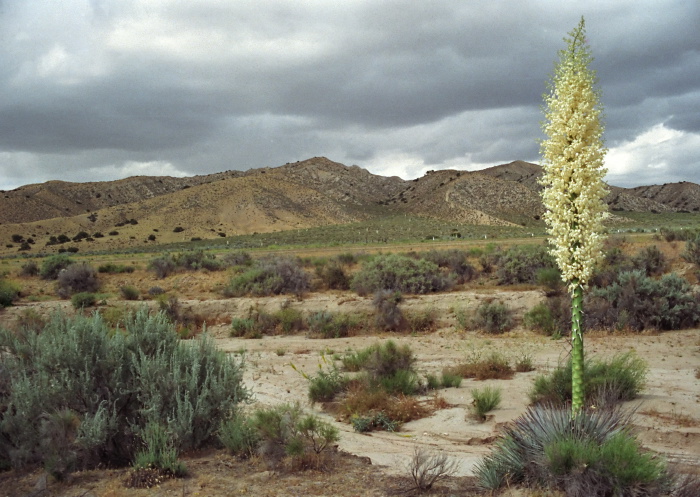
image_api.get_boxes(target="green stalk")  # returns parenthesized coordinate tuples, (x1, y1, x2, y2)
(571, 280, 584, 414)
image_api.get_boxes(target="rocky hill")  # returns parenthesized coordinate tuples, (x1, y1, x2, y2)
(0, 157, 697, 255)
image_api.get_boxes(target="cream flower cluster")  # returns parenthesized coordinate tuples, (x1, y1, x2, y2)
(540, 24, 608, 292)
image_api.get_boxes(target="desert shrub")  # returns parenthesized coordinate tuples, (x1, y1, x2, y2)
(0, 278, 20, 307)
(14, 308, 46, 332)
(66, 247, 79, 253)
(335, 252, 358, 265)
(248, 403, 339, 469)
(524, 302, 557, 335)
(351, 254, 453, 296)
(275, 307, 305, 334)
(19, 261, 39, 277)
(407, 447, 459, 492)
(439, 371, 462, 388)
(421, 249, 477, 284)
(306, 362, 348, 403)
(495, 245, 557, 285)
(97, 263, 135, 274)
(224, 256, 310, 297)
(120, 285, 140, 301)
(372, 290, 405, 331)
(475, 405, 669, 495)
(682, 234, 700, 267)
(536, 266, 564, 293)
(57, 263, 100, 298)
(586, 270, 700, 332)
(148, 254, 177, 279)
(341, 347, 374, 372)
(148, 286, 165, 296)
(307, 311, 363, 338)
(515, 354, 535, 373)
(173, 226, 184, 233)
(365, 340, 416, 380)
(230, 317, 257, 338)
(446, 352, 513, 381)
(405, 308, 438, 333)
(471, 386, 502, 421)
(471, 300, 513, 334)
(221, 250, 253, 267)
(132, 421, 187, 477)
(530, 352, 647, 407)
(316, 261, 350, 290)
(633, 245, 668, 276)
(71, 292, 96, 309)
(40, 254, 73, 280)
(218, 415, 259, 459)
(0, 309, 249, 473)
(173, 250, 222, 271)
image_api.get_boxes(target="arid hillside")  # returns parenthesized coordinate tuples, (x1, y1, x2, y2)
(0, 157, 698, 255)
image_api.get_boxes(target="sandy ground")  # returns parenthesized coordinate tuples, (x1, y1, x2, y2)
(0, 290, 698, 496)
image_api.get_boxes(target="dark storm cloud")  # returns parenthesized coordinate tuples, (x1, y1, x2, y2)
(0, 1, 698, 190)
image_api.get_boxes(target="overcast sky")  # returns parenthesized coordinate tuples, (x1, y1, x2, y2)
(1, 1, 698, 191)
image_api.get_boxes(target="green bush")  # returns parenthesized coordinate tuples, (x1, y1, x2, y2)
(218, 415, 259, 459)
(351, 254, 453, 296)
(0, 278, 20, 307)
(230, 317, 257, 338)
(475, 406, 669, 496)
(472, 300, 513, 334)
(57, 263, 100, 298)
(173, 250, 222, 271)
(97, 263, 135, 274)
(682, 234, 700, 266)
(276, 307, 305, 334)
(316, 261, 350, 290)
(307, 363, 348, 403)
(221, 250, 253, 267)
(440, 371, 462, 388)
(530, 352, 647, 408)
(495, 245, 556, 285)
(586, 270, 700, 332)
(365, 340, 416, 380)
(132, 421, 187, 477)
(71, 292, 96, 309)
(307, 311, 363, 338)
(120, 285, 140, 301)
(40, 254, 73, 280)
(523, 302, 557, 335)
(633, 245, 668, 276)
(471, 386, 502, 421)
(224, 257, 310, 297)
(0, 309, 249, 473)
(247, 403, 339, 468)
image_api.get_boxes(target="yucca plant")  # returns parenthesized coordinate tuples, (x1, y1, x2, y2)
(474, 405, 669, 496)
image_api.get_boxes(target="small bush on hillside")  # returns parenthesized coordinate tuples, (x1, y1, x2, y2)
(19, 261, 39, 277)
(131, 421, 187, 479)
(372, 290, 405, 331)
(475, 406, 670, 496)
(536, 267, 564, 294)
(524, 302, 557, 335)
(120, 285, 140, 301)
(682, 234, 700, 267)
(0, 278, 20, 307)
(351, 254, 453, 296)
(0, 309, 249, 474)
(633, 245, 668, 276)
(586, 270, 700, 332)
(57, 263, 100, 298)
(306, 362, 348, 403)
(221, 250, 253, 267)
(71, 292, 97, 309)
(98, 263, 135, 274)
(224, 256, 310, 297)
(405, 308, 438, 333)
(530, 352, 647, 408)
(40, 254, 73, 280)
(174, 250, 222, 271)
(148, 254, 177, 279)
(495, 245, 556, 285)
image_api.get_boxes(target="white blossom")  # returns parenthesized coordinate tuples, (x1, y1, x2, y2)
(540, 18, 608, 292)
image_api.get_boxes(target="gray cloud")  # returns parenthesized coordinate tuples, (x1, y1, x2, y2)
(1, 0, 699, 191)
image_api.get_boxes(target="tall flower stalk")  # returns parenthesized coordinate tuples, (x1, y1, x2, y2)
(540, 17, 608, 414)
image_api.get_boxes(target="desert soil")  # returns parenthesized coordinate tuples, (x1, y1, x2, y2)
(0, 290, 698, 497)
